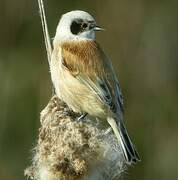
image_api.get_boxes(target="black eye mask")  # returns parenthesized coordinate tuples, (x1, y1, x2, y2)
(70, 19, 93, 35)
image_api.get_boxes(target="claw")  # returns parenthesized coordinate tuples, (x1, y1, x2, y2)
(77, 113, 88, 122)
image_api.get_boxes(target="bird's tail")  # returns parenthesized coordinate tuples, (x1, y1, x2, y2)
(107, 117, 140, 164)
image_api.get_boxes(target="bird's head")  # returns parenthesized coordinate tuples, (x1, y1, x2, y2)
(54, 10, 104, 44)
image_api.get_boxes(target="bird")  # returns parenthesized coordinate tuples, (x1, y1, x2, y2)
(50, 10, 140, 164)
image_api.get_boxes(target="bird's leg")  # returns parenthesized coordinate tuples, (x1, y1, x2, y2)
(77, 113, 88, 121)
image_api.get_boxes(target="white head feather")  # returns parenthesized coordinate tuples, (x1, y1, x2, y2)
(54, 10, 98, 44)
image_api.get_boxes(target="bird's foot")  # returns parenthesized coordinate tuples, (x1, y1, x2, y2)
(77, 113, 88, 122)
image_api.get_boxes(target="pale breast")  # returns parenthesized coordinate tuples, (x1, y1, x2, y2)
(50, 46, 106, 117)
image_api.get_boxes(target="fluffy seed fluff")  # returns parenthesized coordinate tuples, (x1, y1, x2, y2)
(24, 95, 126, 180)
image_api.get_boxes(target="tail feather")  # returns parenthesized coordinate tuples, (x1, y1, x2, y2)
(107, 117, 140, 164)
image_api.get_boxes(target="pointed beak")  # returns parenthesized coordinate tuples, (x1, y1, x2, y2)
(93, 25, 105, 31)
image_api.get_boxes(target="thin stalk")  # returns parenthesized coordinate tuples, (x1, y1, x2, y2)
(37, 0, 52, 66)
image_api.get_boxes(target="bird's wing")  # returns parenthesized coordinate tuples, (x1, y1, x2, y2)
(60, 40, 124, 116)
(60, 40, 140, 163)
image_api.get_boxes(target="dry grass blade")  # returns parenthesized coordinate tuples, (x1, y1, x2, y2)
(37, 0, 52, 66)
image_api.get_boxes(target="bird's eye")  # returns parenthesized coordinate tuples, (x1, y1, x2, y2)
(82, 23, 88, 29)
(70, 19, 89, 35)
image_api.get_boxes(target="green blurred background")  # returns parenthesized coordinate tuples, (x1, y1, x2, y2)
(0, 0, 178, 179)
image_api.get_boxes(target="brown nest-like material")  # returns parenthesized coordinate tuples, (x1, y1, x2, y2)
(25, 95, 126, 180)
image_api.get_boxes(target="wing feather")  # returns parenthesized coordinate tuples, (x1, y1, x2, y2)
(60, 40, 124, 116)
